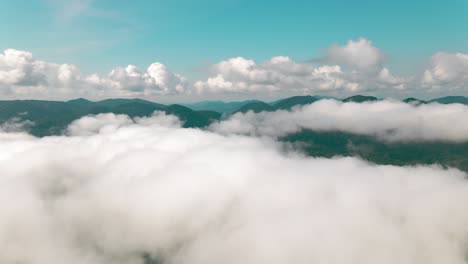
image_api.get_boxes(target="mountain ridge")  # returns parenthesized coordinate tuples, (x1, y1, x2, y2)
(1, 95, 468, 137)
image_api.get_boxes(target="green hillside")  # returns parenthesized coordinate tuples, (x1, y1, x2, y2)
(234, 101, 275, 113)
(402, 97, 427, 105)
(0, 98, 220, 136)
(272, 95, 320, 110)
(342, 95, 379, 103)
(283, 130, 468, 172)
(182, 100, 262, 113)
(165, 104, 220, 128)
(429, 96, 468, 104)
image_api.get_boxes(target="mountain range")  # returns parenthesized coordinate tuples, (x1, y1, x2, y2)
(1, 95, 467, 136)
(2, 95, 468, 172)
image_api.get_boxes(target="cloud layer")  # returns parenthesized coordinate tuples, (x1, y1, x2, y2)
(0, 112, 468, 264)
(212, 99, 468, 142)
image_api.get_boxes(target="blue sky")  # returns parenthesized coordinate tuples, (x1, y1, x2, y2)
(0, 0, 468, 101)
(1, 0, 467, 75)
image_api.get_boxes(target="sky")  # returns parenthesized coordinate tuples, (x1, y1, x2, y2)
(0, 0, 468, 102)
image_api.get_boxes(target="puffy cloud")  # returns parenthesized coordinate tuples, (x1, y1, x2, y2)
(108, 63, 187, 96)
(0, 49, 48, 87)
(194, 38, 407, 95)
(0, 49, 99, 97)
(5, 44, 468, 99)
(422, 52, 468, 90)
(377, 68, 408, 89)
(0, 49, 187, 100)
(211, 99, 468, 142)
(0, 113, 468, 264)
(194, 56, 362, 94)
(66, 113, 134, 136)
(327, 38, 384, 71)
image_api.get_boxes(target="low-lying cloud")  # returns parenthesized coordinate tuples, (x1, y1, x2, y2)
(0, 117, 34, 133)
(211, 99, 468, 142)
(0, 112, 468, 264)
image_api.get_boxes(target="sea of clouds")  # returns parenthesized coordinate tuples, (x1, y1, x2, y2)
(1, 103, 468, 264)
(212, 99, 468, 142)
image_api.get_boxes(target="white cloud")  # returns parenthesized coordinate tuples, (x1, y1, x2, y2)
(194, 38, 408, 95)
(66, 111, 182, 136)
(211, 99, 468, 142)
(327, 38, 384, 71)
(422, 52, 468, 91)
(108, 63, 188, 96)
(4, 44, 468, 100)
(0, 49, 187, 100)
(377, 68, 408, 89)
(194, 56, 362, 94)
(0, 49, 48, 86)
(66, 113, 134, 136)
(0, 113, 467, 263)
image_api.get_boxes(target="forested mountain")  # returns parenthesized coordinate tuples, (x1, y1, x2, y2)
(2, 95, 468, 172)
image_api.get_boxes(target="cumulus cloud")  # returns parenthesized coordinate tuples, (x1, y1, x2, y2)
(2, 44, 468, 99)
(108, 63, 187, 95)
(327, 38, 384, 71)
(194, 56, 362, 94)
(422, 52, 468, 91)
(0, 49, 48, 87)
(211, 99, 468, 142)
(0, 49, 187, 100)
(194, 39, 407, 95)
(377, 68, 408, 89)
(0, 112, 468, 264)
